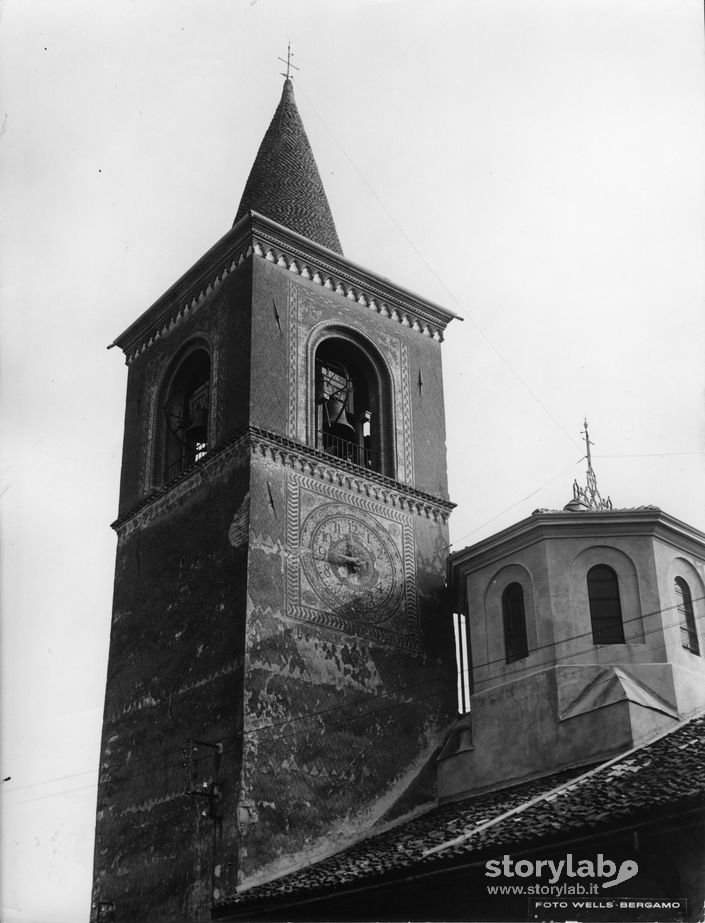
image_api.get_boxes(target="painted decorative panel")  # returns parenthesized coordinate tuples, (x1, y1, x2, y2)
(286, 471, 420, 651)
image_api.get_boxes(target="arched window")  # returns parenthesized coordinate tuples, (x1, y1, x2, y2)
(587, 565, 625, 644)
(502, 582, 528, 663)
(314, 336, 392, 476)
(161, 348, 211, 482)
(675, 577, 700, 655)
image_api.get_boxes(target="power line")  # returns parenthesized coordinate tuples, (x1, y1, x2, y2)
(297, 83, 581, 454)
(449, 455, 586, 549)
(4, 767, 99, 794)
(595, 452, 705, 459)
(4, 594, 703, 810)
(455, 593, 705, 678)
(0, 673, 450, 805)
(447, 448, 705, 551)
(1, 684, 448, 811)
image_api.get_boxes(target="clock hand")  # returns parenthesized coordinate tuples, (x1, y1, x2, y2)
(329, 553, 362, 564)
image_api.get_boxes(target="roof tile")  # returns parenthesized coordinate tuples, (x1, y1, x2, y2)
(234, 80, 343, 254)
(216, 713, 705, 914)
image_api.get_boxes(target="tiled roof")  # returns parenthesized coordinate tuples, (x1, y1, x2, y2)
(234, 79, 343, 255)
(532, 506, 661, 515)
(215, 712, 705, 916)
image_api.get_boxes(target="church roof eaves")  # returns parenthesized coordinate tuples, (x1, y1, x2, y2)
(110, 212, 460, 364)
(212, 710, 705, 918)
(449, 507, 705, 577)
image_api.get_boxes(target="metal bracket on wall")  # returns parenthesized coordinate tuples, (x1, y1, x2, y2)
(182, 738, 224, 818)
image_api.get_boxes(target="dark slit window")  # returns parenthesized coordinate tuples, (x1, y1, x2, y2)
(587, 565, 625, 644)
(675, 577, 700, 655)
(502, 582, 528, 663)
(161, 349, 211, 482)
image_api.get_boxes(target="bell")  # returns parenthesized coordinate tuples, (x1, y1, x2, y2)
(325, 394, 356, 438)
(185, 406, 208, 439)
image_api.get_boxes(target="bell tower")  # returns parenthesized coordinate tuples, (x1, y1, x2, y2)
(92, 78, 458, 922)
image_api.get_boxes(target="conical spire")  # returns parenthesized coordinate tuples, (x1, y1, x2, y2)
(234, 79, 343, 255)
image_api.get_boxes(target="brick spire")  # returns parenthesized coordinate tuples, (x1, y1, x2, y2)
(234, 79, 343, 255)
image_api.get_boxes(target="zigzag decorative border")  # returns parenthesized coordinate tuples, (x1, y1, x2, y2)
(399, 339, 414, 485)
(114, 434, 250, 542)
(285, 472, 300, 617)
(286, 604, 421, 654)
(292, 472, 410, 524)
(114, 426, 453, 538)
(118, 218, 452, 364)
(285, 472, 421, 652)
(402, 519, 419, 639)
(250, 430, 453, 523)
(287, 279, 299, 440)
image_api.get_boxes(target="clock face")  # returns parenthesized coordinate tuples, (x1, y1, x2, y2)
(300, 504, 404, 618)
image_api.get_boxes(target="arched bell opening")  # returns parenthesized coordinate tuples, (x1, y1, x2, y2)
(312, 334, 394, 477)
(160, 347, 211, 483)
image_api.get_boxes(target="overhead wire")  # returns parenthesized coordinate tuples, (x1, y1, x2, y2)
(12, 448, 679, 803)
(595, 452, 705, 459)
(4, 593, 703, 811)
(452, 593, 705, 678)
(448, 455, 587, 549)
(297, 82, 705, 537)
(0, 673, 450, 806)
(297, 83, 582, 454)
(8, 81, 702, 819)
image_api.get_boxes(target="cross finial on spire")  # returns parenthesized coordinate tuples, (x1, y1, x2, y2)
(581, 418, 594, 469)
(278, 42, 300, 81)
(570, 419, 613, 511)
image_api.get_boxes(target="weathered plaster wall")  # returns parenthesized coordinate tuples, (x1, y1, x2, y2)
(404, 322, 449, 500)
(465, 530, 678, 697)
(467, 542, 549, 693)
(93, 452, 251, 921)
(237, 449, 455, 886)
(117, 265, 253, 516)
(653, 538, 705, 669)
(249, 261, 449, 499)
(437, 664, 681, 800)
(228, 261, 456, 886)
(444, 516, 705, 802)
(97, 249, 457, 916)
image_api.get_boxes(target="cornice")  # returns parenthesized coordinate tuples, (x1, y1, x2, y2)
(112, 427, 455, 538)
(112, 430, 251, 540)
(111, 213, 460, 365)
(450, 508, 705, 574)
(249, 427, 455, 522)
(247, 213, 460, 332)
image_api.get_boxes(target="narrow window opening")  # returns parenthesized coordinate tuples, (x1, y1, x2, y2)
(162, 349, 211, 483)
(587, 565, 625, 644)
(502, 583, 528, 663)
(675, 577, 700, 655)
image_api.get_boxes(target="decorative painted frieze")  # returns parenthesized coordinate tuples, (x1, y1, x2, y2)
(113, 214, 458, 364)
(113, 426, 453, 540)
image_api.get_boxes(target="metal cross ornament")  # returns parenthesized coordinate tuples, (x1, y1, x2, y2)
(581, 419, 595, 469)
(571, 418, 613, 511)
(279, 42, 300, 81)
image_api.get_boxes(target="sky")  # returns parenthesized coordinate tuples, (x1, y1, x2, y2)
(1, 1, 704, 920)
